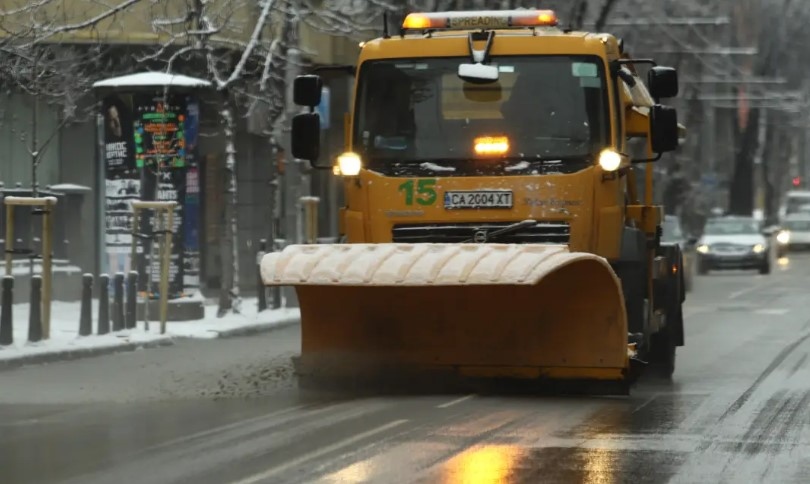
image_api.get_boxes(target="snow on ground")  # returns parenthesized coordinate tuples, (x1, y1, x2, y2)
(0, 297, 300, 363)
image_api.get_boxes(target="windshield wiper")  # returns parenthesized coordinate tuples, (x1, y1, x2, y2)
(462, 219, 538, 243)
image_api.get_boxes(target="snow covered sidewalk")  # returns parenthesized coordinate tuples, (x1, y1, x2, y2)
(0, 297, 300, 368)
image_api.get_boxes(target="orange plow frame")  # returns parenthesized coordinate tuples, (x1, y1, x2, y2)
(261, 244, 631, 388)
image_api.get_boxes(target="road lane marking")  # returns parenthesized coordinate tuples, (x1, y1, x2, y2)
(728, 284, 763, 300)
(230, 419, 409, 484)
(436, 394, 475, 409)
(141, 405, 306, 453)
(755, 308, 789, 316)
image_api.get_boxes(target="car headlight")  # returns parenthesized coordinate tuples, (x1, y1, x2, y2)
(777, 230, 790, 245)
(752, 244, 765, 254)
(697, 244, 710, 254)
(334, 152, 362, 176)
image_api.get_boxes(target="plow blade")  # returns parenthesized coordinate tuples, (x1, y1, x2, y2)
(261, 243, 630, 392)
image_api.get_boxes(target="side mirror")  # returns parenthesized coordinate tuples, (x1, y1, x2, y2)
(648, 66, 678, 100)
(650, 104, 679, 153)
(293, 75, 323, 107)
(291, 113, 320, 162)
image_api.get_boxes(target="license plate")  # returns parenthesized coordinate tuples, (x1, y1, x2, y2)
(444, 190, 513, 209)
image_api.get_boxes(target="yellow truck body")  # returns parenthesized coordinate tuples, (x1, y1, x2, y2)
(262, 9, 687, 394)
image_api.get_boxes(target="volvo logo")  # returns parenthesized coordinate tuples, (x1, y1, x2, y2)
(473, 229, 488, 243)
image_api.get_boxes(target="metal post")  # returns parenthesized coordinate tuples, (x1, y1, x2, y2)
(301, 197, 320, 244)
(160, 209, 172, 335)
(126, 271, 138, 329)
(113, 272, 124, 331)
(4, 204, 12, 276)
(257, 238, 267, 312)
(28, 275, 42, 343)
(79, 273, 93, 336)
(0, 275, 12, 345)
(41, 198, 54, 339)
(97, 274, 110, 335)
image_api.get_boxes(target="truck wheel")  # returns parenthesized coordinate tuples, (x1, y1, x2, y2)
(649, 329, 676, 379)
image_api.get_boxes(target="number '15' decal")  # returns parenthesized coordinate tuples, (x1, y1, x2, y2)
(398, 179, 437, 206)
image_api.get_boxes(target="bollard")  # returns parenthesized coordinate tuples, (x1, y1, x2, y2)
(97, 274, 110, 335)
(0, 276, 13, 345)
(112, 272, 125, 331)
(257, 239, 267, 312)
(126, 271, 138, 329)
(28, 276, 42, 343)
(79, 273, 93, 336)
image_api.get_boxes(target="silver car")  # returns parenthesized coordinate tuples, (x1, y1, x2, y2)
(696, 216, 771, 275)
(779, 214, 810, 252)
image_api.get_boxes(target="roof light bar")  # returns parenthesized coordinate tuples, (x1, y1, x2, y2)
(401, 10, 558, 31)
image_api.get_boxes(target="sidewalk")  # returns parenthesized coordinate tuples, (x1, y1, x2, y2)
(0, 296, 300, 368)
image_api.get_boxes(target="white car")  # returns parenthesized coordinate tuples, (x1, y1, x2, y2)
(779, 215, 810, 252)
(696, 216, 771, 275)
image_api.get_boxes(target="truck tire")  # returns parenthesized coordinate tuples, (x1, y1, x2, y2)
(649, 329, 676, 379)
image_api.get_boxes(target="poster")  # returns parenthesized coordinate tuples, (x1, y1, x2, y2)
(102, 94, 136, 171)
(101, 91, 201, 299)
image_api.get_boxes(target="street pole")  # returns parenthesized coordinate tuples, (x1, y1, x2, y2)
(280, 43, 302, 308)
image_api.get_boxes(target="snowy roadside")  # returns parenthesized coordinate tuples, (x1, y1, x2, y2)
(0, 297, 300, 368)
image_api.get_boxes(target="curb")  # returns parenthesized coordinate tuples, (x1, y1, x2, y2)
(0, 313, 301, 371)
(209, 315, 301, 339)
(0, 338, 176, 371)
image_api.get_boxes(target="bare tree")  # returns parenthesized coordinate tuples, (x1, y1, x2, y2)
(0, 44, 106, 195)
(0, 0, 144, 195)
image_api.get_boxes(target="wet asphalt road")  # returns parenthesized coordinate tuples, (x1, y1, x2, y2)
(2, 254, 810, 483)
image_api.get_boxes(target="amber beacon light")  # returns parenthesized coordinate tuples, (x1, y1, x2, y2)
(402, 10, 558, 30)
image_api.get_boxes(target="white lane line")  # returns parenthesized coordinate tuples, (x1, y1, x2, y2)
(436, 394, 475, 409)
(230, 419, 409, 484)
(142, 405, 305, 453)
(756, 308, 790, 316)
(728, 283, 765, 300)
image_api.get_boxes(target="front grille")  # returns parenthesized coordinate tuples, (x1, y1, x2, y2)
(710, 243, 750, 252)
(391, 221, 570, 244)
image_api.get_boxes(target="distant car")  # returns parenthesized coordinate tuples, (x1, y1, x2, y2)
(696, 216, 771, 275)
(779, 214, 810, 252)
(661, 215, 695, 291)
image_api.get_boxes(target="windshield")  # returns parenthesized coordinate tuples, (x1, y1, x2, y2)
(785, 196, 810, 215)
(662, 217, 683, 241)
(704, 219, 760, 235)
(353, 56, 609, 176)
(784, 219, 810, 231)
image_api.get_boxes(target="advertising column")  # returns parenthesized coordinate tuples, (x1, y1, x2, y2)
(100, 89, 201, 300)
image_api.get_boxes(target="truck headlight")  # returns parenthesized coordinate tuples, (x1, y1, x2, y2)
(777, 230, 790, 244)
(697, 244, 710, 254)
(598, 149, 622, 171)
(335, 152, 362, 176)
(752, 244, 765, 254)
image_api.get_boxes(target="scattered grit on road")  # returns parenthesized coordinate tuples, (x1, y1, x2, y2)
(1, 255, 809, 483)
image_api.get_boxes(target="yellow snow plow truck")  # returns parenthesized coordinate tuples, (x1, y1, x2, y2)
(261, 9, 687, 394)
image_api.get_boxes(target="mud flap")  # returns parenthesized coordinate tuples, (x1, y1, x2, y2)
(262, 243, 631, 390)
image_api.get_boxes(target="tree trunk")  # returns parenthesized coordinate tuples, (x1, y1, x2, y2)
(728, 108, 760, 216)
(217, 94, 242, 316)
